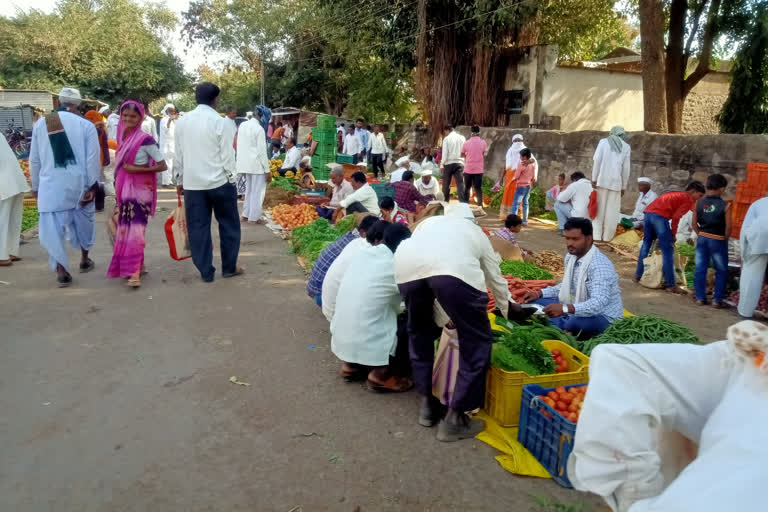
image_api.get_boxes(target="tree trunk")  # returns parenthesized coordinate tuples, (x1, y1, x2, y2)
(638, 0, 668, 133)
(665, 0, 687, 133)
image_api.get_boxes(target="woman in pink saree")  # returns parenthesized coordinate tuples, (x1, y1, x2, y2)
(106, 101, 167, 287)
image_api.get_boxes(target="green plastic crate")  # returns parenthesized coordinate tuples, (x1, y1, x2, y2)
(311, 155, 335, 169)
(317, 115, 336, 131)
(336, 153, 356, 164)
(312, 127, 337, 145)
(313, 143, 336, 158)
(312, 167, 331, 181)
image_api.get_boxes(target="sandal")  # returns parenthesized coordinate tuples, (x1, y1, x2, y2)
(126, 276, 141, 288)
(79, 258, 95, 273)
(341, 363, 367, 382)
(57, 273, 73, 288)
(9, 255, 21, 262)
(223, 265, 246, 278)
(0, 260, 11, 267)
(366, 375, 413, 393)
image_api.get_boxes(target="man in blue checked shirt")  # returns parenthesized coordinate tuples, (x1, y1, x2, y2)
(522, 217, 623, 336)
(306, 215, 378, 306)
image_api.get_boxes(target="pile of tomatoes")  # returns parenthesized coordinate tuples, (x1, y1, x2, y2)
(551, 349, 570, 374)
(538, 384, 587, 424)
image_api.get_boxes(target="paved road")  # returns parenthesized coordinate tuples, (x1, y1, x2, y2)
(1, 191, 597, 511)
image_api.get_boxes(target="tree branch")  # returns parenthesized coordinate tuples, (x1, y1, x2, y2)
(684, 1, 707, 57)
(683, 0, 721, 96)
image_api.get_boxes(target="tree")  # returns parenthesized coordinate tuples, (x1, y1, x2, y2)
(0, 0, 190, 106)
(635, 0, 751, 133)
(718, 6, 768, 133)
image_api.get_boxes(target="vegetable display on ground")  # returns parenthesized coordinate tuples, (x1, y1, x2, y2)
(576, 315, 700, 356)
(526, 250, 564, 275)
(271, 203, 318, 229)
(22, 206, 39, 232)
(289, 217, 361, 267)
(487, 276, 556, 310)
(268, 176, 299, 193)
(499, 260, 553, 280)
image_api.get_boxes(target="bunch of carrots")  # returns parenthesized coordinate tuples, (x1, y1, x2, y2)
(487, 275, 556, 311)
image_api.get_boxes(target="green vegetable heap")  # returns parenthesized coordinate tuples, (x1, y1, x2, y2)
(490, 316, 576, 375)
(578, 315, 700, 356)
(269, 177, 299, 193)
(499, 260, 553, 280)
(290, 217, 360, 266)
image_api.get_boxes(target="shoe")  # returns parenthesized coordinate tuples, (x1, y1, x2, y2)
(57, 273, 73, 288)
(419, 401, 447, 428)
(664, 286, 686, 295)
(223, 265, 246, 278)
(79, 258, 95, 273)
(0, 260, 11, 267)
(712, 302, 727, 309)
(436, 415, 485, 442)
(366, 375, 413, 393)
(695, 300, 708, 306)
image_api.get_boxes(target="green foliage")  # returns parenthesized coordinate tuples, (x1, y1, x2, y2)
(22, 206, 38, 232)
(718, 6, 768, 134)
(528, 186, 547, 217)
(0, 0, 190, 106)
(334, 216, 356, 235)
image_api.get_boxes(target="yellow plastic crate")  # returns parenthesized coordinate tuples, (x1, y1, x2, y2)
(484, 339, 589, 427)
(23, 197, 37, 207)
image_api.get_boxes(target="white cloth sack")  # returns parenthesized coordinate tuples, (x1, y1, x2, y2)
(568, 337, 768, 512)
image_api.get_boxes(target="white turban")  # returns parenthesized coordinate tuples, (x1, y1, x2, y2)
(446, 202, 474, 221)
(420, 169, 433, 176)
(98, 105, 110, 114)
(161, 103, 176, 116)
(396, 156, 410, 167)
(637, 177, 653, 184)
(58, 87, 82, 105)
(512, 133, 524, 142)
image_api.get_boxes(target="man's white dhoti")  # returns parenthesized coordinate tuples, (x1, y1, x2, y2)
(241, 173, 267, 222)
(593, 187, 621, 241)
(39, 202, 95, 271)
(0, 194, 24, 260)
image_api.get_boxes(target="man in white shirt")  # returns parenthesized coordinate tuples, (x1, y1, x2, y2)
(339, 171, 380, 215)
(140, 103, 158, 140)
(623, 177, 658, 229)
(390, 156, 410, 183)
(592, 126, 631, 241)
(280, 137, 301, 173)
(369, 124, 388, 178)
(554, 172, 594, 233)
(317, 165, 353, 220)
(440, 125, 467, 203)
(236, 113, 270, 224)
(415, 169, 442, 200)
(0, 135, 30, 266)
(738, 196, 768, 318)
(394, 203, 532, 441)
(354, 118, 370, 160)
(342, 125, 363, 164)
(106, 108, 120, 140)
(174, 82, 242, 283)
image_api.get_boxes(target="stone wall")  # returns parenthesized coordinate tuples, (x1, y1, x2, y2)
(682, 91, 727, 135)
(456, 126, 768, 211)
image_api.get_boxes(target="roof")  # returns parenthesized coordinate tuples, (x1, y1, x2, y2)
(271, 106, 302, 115)
(599, 47, 640, 60)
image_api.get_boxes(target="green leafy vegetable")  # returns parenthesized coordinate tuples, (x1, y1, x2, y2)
(291, 218, 339, 254)
(491, 316, 557, 375)
(335, 215, 355, 235)
(22, 206, 39, 232)
(499, 260, 553, 280)
(491, 344, 544, 375)
(269, 176, 299, 193)
(578, 315, 700, 356)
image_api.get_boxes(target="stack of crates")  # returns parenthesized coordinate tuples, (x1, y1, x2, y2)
(731, 163, 768, 238)
(311, 114, 337, 181)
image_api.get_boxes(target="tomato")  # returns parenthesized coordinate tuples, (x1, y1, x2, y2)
(554, 356, 564, 365)
(555, 386, 566, 395)
(556, 401, 567, 411)
(568, 403, 578, 413)
(567, 412, 578, 423)
(551, 349, 561, 357)
(560, 392, 574, 403)
(547, 391, 558, 401)
(558, 362, 569, 372)
(555, 367, 564, 373)
(543, 397, 556, 408)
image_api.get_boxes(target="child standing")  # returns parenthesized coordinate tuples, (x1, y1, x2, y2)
(692, 174, 731, 307)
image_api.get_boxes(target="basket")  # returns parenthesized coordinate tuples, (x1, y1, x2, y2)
(316, 114, 336, 131)
(484, 340, 589, 427)
(371, 181, 393, 199)
(518, 382, 587, 488)
(336, 153, 356, 164)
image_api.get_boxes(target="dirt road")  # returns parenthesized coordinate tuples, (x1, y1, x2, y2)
(1, 191, 598, 511)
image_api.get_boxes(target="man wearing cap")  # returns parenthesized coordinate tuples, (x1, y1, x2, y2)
(317, 165, 354, 221)
(591, 126, 631, 241)
(395, 203, 531, 441)
(29, 87, 101, 286)
(236, 109, 270, 224)
(390, 156, 410, 183)
(623, 177, 657, 229)
(416, 169, 441, 200)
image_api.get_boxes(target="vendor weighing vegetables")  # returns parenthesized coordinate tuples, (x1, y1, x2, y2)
(523, 217, 623, 336)
(394, 203, 533, 442)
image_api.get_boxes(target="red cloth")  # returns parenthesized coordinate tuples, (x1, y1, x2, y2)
(644, 191, 694, 235)
(587, 190, 598, 220)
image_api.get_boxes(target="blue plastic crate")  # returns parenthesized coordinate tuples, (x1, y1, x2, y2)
(518, 382, 587, 488)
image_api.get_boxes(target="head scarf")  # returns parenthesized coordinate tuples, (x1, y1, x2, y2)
(607, 126, 626, 153)
(99, 105, 110, 114)
(255, 105, 272, 140)
(396, 156, 410, 167)
(84, 110, 105, 126)
(446, 202, 475, 221)
(512, 134, 523, 142)
(160, 103, 176, 116)
(115, 100, 158, 215)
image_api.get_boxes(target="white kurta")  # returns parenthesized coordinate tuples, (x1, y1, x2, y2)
(106, 113, 119, 140)
(158, 118, 176, 186)
(626, 189, 658, 227)
(0, 136, 30, 259)
(141, 116, 158, 140)
(236, 119, 270, 221)
(331, 244, 402, 366)
(592, 138, 631, 241)
(738, 197, 768, 317)
(322, 237, 370, 322)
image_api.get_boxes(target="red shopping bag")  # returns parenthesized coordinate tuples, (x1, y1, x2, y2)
(587, 190, 598, 220)
(165, 191, 191, 261)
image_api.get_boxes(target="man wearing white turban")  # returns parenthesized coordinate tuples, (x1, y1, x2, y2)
(390, 156, 410, 183)
(622, 177, 658, 229)
(158, 104, 178, 186)
(591, 126, 631, 241)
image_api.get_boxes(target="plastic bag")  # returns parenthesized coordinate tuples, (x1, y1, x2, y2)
(640, 249, 686, 289)
(164, 192, 191, 261)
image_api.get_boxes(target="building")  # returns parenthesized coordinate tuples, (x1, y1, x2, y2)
(0, 89, 107, 131)
(500, 46, 731, 134)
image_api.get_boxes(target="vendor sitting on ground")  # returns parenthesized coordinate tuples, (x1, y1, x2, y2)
(338, 171, 380, 215)
(622, 177, 658, 229)
(554, 171, 593, 234)
(390, 170, 430, 213)
(280, 137, 301, 174)
(523, 217, 623, 336)
(394, 203, 534, 442)
(306, 215, 378, 307)
(316, 165, 353, 221)
(390, 156, 410, 183)
(331, 223, 414, 392)
(270, 141, 282, 160)
(494, 214, 523, 246)
(416, 169, 442, 200)
(322, 219, 385, 322)
(379, 196, 409, 225)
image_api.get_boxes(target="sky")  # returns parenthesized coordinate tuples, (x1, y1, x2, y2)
(0, 0, 219, 74)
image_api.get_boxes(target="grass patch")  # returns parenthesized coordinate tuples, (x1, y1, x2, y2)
(535, 210, 558, 221)
(532, 495, 593, 512)
(22, 206, 39, 232)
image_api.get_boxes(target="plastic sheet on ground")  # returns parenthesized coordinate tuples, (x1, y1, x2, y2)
(475, 410, 552, 479)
